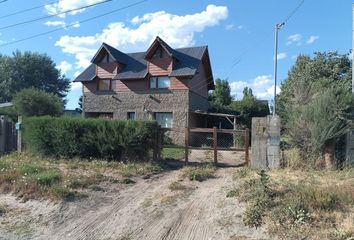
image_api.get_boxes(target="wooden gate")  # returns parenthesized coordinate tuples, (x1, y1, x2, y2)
(0, 116, 17, 153)
(185, 127, 249, 166)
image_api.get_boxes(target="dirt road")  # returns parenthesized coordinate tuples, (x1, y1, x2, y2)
(0, 167, 269, 240)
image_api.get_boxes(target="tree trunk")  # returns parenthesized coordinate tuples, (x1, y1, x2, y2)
(323, 142, 335, 169)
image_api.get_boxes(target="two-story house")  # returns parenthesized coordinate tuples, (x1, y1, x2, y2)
(74, 36, 214, 144)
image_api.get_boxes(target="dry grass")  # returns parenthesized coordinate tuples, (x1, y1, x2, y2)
(182, 164, 216, 181)
(234, 168, 354, 240)
(0, 152, 164, 201)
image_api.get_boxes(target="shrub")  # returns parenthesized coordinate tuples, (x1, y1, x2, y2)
(23, 116, 159, 161)
(182, 164, 215, 181)
(13, 88, 63, 117)
(35, 171, 61, 186)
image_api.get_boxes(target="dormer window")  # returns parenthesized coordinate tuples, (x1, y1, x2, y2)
(150, 76, 170, 89)
(100, 53, 114, 63)
(98, 78, 112, 91)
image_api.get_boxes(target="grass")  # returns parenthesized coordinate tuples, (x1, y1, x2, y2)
(234, 168, 354, 239)
(182, 163, 216, 181)
(161, 148, 184, 160)
(168, 181, 187, 191)
(0, 152, 165, 201)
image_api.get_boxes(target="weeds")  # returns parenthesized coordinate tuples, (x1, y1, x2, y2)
(182, 164, 215, 181)
(237, 168, 354, 239)
(169, 181, 187, 191)
(232, 168, 251, 180)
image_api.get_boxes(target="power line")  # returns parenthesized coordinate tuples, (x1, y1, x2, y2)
(0, 0, 113, 31)
(0, 1, 59, 20)
(0, 0, 148, 48)
(0, 0, 9, 3)
(282, 0, 305, 24)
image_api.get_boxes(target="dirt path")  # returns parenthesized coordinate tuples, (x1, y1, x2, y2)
(0, 167, 269, 240)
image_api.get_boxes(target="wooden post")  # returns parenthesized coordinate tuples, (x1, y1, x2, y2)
(17, 116, 22, 153)
(213, 127, 218, 164)
(245, 128, 250, 166)
(184, 127, 189, 165)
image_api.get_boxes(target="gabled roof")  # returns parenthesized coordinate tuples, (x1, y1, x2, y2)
(74, 37, 214, 89)
(144, 36, 178, 60)
(91, 42, 129, 65)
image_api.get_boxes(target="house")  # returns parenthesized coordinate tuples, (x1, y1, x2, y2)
(74, 36, 214, 144)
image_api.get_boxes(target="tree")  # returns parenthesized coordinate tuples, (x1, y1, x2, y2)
(13, 88, 63, 117)
(232, 87, 270, 129)
(277, 52, 353, 168)
(76, 95, 83, 114)
(209, 78, 233, 106)
(0, 51, 70, 103)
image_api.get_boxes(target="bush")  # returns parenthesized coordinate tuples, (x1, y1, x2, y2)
(23, 116, 159, 161)
(13, 88, 63, 117)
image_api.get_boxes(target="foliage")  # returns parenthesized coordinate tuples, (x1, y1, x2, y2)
(277, 52, 353, 165)
(209, 78, 233, 106)
(209, 82, 269, 129)
(0, 51, 70, 103)
(182, 163, 215, 181)
(76, 95, 83, 114)
(162, 148, 185, 160)
(22, 116, 159, 160)
(236, 168, 354, 238)
(13, 88, 63, 117)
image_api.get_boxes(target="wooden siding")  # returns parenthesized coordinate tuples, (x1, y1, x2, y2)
(188, 63, 208, 98)
(83, 78, 98, 93)
(148, 58, 172, 76)
(170, 77, 189, 90)
(96, 62, 118, 78)
(116, 79, 148, 92)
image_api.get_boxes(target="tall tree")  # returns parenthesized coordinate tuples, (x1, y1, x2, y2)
(209, 78, 233, 106)
(0, 51, 70, 103)
(278, 52, 353, 168)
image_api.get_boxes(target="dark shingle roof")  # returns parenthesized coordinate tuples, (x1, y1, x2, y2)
(74, 63, 96, 82)
(74, 44, 209, 82)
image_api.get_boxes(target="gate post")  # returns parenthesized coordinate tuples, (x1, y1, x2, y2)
(245, 128, 250, 166)
(184, 127, 189, 165)
(213, 127, 218, 164)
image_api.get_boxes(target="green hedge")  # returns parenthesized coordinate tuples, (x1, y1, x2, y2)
(22, 117, 159, 161)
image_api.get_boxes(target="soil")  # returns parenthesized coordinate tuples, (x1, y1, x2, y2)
(0, 167, 269, 240)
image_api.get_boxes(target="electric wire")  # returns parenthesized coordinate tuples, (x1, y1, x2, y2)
(0, 0, 113, 31)
(0, 0, 148, 48)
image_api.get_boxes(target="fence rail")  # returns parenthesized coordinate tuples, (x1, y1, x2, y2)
(159, 127, 249, 166)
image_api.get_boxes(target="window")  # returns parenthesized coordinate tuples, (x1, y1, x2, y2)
(127, 112, 136, 120)
(100, 53, 114, 63)
(99, 113, 113, 119)
(150, 76, 170, 89)
(154, 112, 173, 128)
(98, 79, 111, 91)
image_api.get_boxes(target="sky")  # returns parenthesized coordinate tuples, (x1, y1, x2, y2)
(0, 0, 352, 109)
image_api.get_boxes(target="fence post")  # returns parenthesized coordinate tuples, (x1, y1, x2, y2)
(213, 127, 218, 164)
(245, 128, 250, 166)
(184, 127, 189, 165)
(17, 116, 22, 153)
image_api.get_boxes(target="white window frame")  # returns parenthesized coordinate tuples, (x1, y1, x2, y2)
(154, 112, 173, 128)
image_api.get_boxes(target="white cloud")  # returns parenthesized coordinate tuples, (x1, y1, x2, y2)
(306, 35, 319, 44)
(56, 60, 72, 74)
(286, 33, 302, 46)
(70, 81, 82, 91)
(44, 20, 66, 27)
(225, 24, 234, 30)
(45, 0, 103, 18)
(71, 21, 80, 28)
(230, 75, 281, 100)
(55, 4, 228, 69)
(277, 52, 287, 60)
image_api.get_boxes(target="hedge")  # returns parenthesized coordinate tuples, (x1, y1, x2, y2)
(22, 116, 159, 161)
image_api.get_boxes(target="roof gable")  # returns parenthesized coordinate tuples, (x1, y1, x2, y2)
(91, 43, 129, 65)
(144, 36, 177, 60)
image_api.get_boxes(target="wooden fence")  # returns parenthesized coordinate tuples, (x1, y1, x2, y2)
(0, 116, 17, 153)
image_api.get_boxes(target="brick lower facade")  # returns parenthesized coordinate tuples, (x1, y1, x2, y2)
(83, 90, 208, 145)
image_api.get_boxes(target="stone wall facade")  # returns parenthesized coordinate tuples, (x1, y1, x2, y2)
(83, 89, 208, 145)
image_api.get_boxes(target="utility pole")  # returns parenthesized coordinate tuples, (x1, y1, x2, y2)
(273, 22, 284, 116)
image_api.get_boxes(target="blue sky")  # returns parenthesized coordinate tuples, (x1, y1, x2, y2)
(0, 0, 352, 109)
